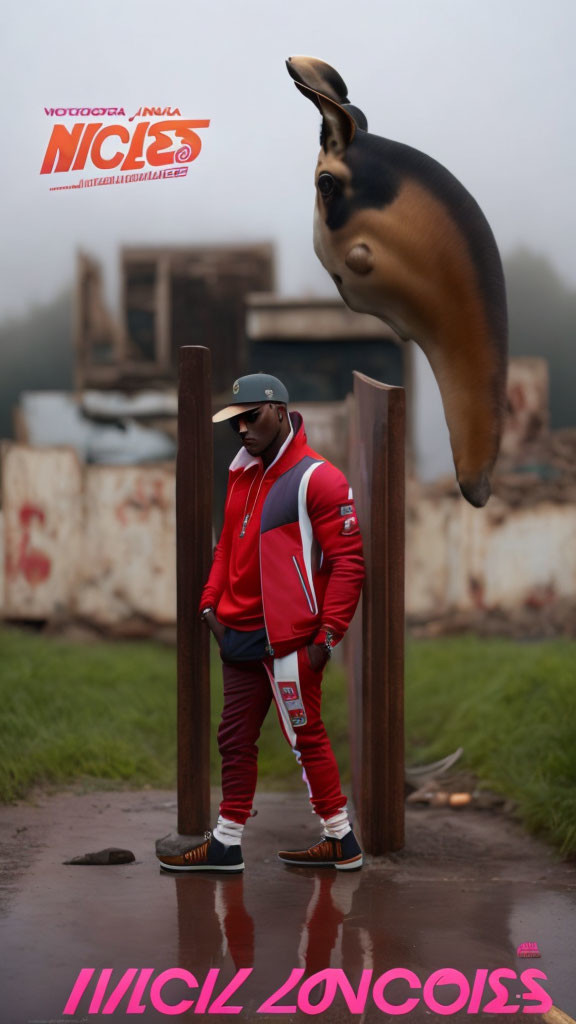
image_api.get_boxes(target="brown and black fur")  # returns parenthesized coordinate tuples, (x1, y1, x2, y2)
(287, 56, 508, 507)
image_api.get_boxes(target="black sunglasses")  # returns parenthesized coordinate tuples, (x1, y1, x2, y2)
(229, 407, 262, 432)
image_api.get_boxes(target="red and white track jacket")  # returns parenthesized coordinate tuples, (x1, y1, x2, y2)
(200, 412, 365, 658)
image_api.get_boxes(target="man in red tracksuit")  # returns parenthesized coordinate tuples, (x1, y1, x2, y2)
(158, 373, 365, 873)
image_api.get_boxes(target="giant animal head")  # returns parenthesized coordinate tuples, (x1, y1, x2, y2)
(287, 56, 508, 508)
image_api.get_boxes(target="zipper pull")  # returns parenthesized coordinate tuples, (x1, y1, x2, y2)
(240, 513, 250, 538)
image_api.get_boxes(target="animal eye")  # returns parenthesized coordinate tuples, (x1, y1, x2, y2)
(317, 173, 336, 198)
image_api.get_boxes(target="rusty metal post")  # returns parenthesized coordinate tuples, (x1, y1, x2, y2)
(348, 371, 405, 854)
(176, 346, 212, 835)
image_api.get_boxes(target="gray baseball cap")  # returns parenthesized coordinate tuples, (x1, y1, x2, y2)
(212, 373, 290, 423)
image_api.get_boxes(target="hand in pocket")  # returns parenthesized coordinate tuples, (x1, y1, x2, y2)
(203, 610, 226, 646)
(305, 643, 329, 674)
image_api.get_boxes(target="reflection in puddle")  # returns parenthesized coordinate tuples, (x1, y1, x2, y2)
(172, 868, 534, 1019)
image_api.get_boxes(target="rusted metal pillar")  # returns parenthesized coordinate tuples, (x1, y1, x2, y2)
(348, 371, 405, 854)
(176, 345, 212, 835)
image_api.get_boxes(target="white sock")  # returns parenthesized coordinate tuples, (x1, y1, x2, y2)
(321, 809, 351, 840)
(213, 815, 244, 846)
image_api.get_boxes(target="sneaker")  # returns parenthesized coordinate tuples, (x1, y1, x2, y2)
(277, 829, 363, 870)
(158, 832, 244, 873)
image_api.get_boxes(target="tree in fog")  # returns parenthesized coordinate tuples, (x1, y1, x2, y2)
(0, 290, 74, 438)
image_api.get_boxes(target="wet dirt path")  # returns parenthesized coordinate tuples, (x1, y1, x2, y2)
(0, 789, 574, 1023)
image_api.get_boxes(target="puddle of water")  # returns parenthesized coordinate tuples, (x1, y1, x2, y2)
(508, 887, 576, 1017)
(2, 860, 570, 1022)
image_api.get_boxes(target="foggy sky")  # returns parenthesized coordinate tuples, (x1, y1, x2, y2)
(1, 0, 574, 476)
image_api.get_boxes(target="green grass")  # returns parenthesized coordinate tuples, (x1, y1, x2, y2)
(0, 627, 349, 803)
(0, 627, 575, 856)
(405, 636, 576, 857)
(0, 628, 177, 799)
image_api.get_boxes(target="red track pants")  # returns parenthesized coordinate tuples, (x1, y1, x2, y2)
(217, 647, 347, 825)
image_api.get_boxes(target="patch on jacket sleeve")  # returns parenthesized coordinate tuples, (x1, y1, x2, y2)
(340, 515, 359, 536)
(340, 504, 354, 516)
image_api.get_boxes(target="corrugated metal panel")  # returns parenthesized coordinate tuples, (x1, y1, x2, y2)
(2, 446, 575, 628)
(405, 497, 452, 616)
(482, 503, 576, 607)
(2, 445, 83, 618)
(406, 496, 576, 616)
(75, 465, 176, 625)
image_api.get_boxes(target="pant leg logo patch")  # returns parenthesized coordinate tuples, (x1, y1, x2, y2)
(279, 683, 307, 727)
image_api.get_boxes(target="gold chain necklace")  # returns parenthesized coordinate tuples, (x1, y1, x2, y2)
(239, 467, 266, 538)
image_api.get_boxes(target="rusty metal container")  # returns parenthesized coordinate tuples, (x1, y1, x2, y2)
(75, 465, 176, 626)
(1, 445, 83, 619)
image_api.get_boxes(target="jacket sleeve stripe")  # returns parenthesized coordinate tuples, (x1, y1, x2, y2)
(297, 461, 323, 616)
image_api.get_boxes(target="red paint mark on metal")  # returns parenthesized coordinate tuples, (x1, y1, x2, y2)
(508, 383, 526, 413)
(115, 475, 171, 525)
(19, 503, 47, 528)
(524, 584, 555, 609)
(22, 549, 51, 584)
(6, 503, 52, 584)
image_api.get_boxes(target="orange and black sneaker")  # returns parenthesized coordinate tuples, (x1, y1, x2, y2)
(277, 830, 363, 871)
(158, 833, 244, 873)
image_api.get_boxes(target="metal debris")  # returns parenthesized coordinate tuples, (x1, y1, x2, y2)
(405, 748, 464, 789)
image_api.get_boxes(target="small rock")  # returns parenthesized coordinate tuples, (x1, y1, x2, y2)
(63, 847, 135, 865)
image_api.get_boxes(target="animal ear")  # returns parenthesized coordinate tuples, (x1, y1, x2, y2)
(317, 94, 356, 154)
(286, 55, 350, 105)
(342, 103, 368, 132)
(293, 80, 355, 154)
